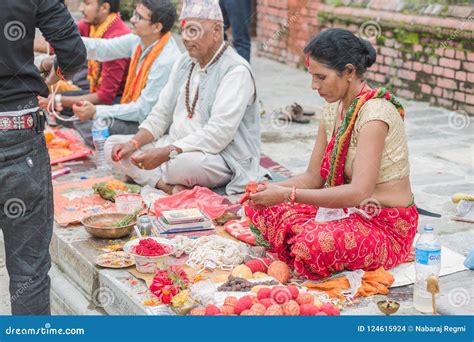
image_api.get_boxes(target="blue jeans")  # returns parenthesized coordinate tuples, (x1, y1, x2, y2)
(0, 128, 53, 315)
(220, 0, 252, 62)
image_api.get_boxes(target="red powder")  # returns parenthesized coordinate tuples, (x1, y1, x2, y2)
(132, 238, 172, 257)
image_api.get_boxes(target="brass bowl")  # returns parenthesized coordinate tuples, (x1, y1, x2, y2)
(82, 213, 136, 239)
(377, 300, 400, 316)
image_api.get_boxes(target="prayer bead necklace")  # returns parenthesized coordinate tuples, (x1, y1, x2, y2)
(185, 42, 230, 119)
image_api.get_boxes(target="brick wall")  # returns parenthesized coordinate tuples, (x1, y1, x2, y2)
(65, 0, 81, 11)
(257, 0, 322, 66)
(256, 0, 474, 115)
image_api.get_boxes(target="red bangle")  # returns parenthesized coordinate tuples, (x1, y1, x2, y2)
(288, 186, 296, 206)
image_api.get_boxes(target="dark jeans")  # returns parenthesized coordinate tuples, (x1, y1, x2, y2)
(220, 0, 252, 62)
(0, 129, 53, 315)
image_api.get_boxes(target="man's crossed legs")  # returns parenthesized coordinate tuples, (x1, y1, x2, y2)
(105, 135, 232, 194)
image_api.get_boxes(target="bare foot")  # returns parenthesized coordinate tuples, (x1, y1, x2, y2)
(155, 180, 189, 195)
(171, 184, 189, 194)
(155, 180, 174, 195)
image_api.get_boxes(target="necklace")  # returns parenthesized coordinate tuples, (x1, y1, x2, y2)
(338, 81, 368, 121)
(332, 81, 368, 136)
(185, 42, 230, 119)
(88, 13, 120, 92)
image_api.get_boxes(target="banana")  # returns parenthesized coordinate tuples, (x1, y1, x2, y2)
(452, 193, 474, 204)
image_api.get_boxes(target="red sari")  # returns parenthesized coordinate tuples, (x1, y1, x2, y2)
(245, 203, 418, 280)
(245, 88, 418, 280)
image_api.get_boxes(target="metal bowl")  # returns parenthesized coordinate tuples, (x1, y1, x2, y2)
(82, 213, 136, 239)
(377, 300, 400, 316)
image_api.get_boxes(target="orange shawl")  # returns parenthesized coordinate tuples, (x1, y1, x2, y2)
(121, 32, 171, 104)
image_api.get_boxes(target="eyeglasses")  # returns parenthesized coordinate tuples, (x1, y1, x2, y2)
(132, 10, 152, 22)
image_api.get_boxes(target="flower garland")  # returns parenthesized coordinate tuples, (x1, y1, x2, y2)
(149, 266, 190, 304)
(87, 13, 120, 93)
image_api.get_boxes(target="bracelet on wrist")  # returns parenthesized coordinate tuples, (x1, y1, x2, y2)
(54, 94, 62, 111)
(287, 186, 297, 206)
(130, 139, 140, 151)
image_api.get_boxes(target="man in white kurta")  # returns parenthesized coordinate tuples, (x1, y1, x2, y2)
(105, 0, 265, 195)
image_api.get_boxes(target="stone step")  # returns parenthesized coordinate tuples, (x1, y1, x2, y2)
(50, 222, 173, 315)
(50, 263, 105, 315)
(50, 220, 472, 316)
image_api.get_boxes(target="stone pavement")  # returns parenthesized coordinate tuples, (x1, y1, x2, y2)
(0, 48, 473, 316)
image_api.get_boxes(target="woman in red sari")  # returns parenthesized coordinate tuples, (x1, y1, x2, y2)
(246, 28, 418, 280)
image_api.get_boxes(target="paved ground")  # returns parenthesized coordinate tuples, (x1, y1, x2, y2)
(0, 46, 473, 315)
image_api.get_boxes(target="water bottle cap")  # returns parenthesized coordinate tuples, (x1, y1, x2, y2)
(424, 225, 434, 232)
(139, 216, 149, 223)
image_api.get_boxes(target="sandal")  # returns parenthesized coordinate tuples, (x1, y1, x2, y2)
(293, 102, 316, 117)
(282, 104, 310, 124)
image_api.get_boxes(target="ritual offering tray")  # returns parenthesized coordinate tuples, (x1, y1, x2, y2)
(82, 213, 137, 239)
(95, 251, 135, 269)
(123, 237, 174, 274)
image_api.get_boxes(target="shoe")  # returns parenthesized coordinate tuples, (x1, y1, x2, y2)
(293, 102, 315, 117)
(285, 104, 310, 124)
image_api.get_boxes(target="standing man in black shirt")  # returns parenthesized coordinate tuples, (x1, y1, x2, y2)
(0, 0, 86, 315)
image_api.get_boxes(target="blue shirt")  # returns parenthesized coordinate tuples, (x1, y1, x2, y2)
(82, 33, 182, 123)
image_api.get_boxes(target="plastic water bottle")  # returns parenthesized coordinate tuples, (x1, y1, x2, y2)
(413, 225, 441, 313)
(92, 118, 110, 170)
(138, 215, 152, 237)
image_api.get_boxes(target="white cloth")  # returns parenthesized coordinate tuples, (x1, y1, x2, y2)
(139, 43, 255, 154)
(104, 135, 232, 188)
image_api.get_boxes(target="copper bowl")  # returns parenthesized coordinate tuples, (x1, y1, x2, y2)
(82, 213, 136, 239)
(377, 300, 400, 316)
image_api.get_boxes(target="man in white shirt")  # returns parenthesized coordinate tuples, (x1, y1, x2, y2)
(69, 0, 181, 145)
(105, 0, 266, 195)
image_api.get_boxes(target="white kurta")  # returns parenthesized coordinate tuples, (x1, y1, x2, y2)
(139, 42, 255, 153)
(105, 43, 255, 188)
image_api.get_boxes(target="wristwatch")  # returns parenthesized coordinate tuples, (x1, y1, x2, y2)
(168, 145, 180, 160)
(54, 94, 62, 111)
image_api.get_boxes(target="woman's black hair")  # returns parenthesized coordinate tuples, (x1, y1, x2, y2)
(304, 28, 377, 77)
(139, 0, 177, 34)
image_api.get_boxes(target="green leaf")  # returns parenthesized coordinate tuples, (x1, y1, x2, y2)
(249, 224, 271, 248)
